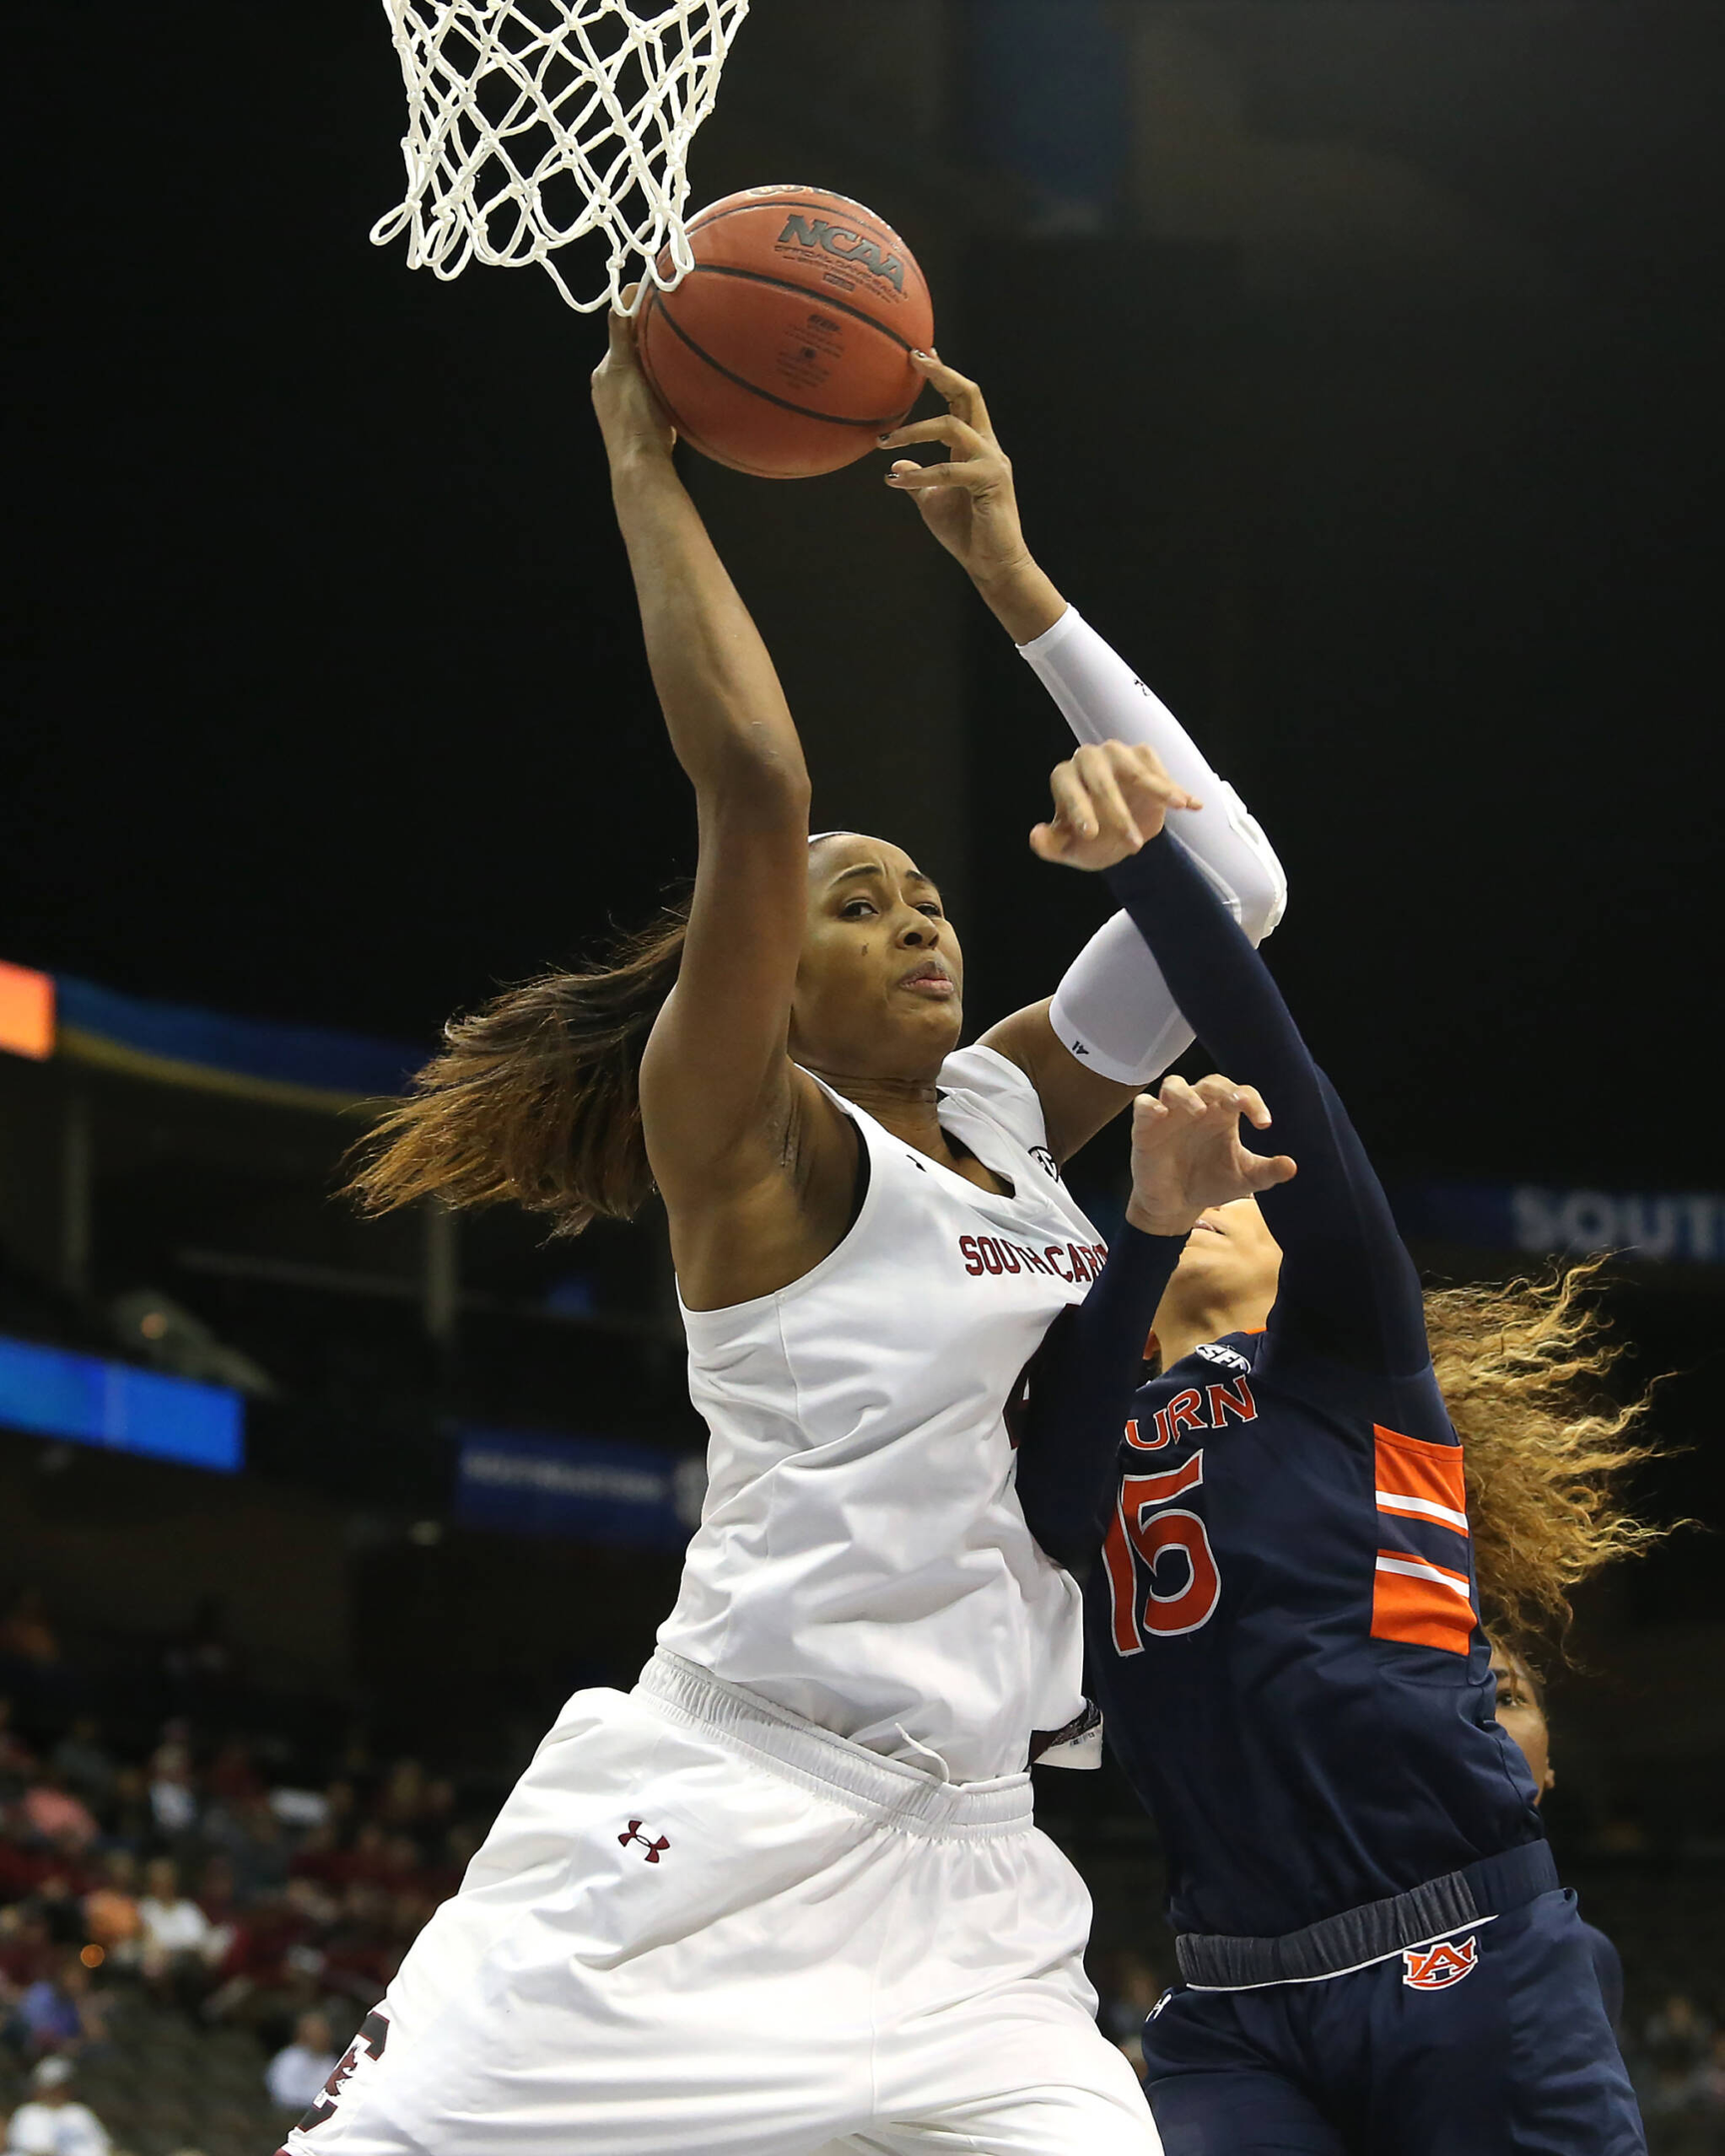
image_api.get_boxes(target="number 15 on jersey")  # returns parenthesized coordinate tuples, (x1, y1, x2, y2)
(1102, 1451, 1223, 1650)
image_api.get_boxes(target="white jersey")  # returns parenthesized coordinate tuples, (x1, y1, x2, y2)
(657, 1044, 1107, 1786)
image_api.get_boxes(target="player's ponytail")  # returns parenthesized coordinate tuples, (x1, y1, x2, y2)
(1425, 1261, 1673, 1666)
(345, 899, 688, 1237)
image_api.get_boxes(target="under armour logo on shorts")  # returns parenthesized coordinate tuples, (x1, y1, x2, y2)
(1402, 1933, 1477, 1990)
(620, 1820, 670, 1863)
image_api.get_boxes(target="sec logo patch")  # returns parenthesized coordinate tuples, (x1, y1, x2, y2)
(1402, 1933, 1478, 1990)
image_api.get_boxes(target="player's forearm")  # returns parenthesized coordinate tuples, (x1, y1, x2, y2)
(610, 451, 810, 806)
(971, 555, 1068, 646)
(1105, 835, 1431, 1374)
(1030, 606, 1287, 1089)
(1105, 834, 1328, 1146)
(1016, 1228, 1186, 1571)
(1022, 608, 1286, 939)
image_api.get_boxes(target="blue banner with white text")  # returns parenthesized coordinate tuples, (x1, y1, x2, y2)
(1392, 1182, 1723, 1267)
(455, 1428, 706, 1549)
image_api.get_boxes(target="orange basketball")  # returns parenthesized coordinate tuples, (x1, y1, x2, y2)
(637, 186, 934, 480)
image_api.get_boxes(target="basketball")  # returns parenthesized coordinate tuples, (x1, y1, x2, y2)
(637, 186, 934, 479)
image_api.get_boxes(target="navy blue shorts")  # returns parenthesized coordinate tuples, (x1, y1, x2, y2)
(1141, 1888, 1644, 2155)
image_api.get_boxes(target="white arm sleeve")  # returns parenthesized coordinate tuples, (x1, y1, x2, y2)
(1025, 605, 1288, 1088)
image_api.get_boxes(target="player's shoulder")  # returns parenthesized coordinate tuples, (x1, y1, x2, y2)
(1139, 1332, 1457, 1455)
(1253, 1329, 1456, 1447)
(937, 1042, 1050, 1159)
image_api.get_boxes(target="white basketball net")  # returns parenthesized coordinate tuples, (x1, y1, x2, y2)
(370, 0, 751, 313)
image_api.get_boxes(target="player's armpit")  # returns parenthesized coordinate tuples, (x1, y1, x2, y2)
(635, 776, 850, 1315)
(650, 1063, 862, 1311)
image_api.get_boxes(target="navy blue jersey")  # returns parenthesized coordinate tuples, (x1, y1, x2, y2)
(1582, 1917, 1625, 2031)
(1016, 831, 1544, 1941)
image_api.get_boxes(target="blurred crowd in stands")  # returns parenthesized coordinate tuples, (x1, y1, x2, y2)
(2, 1578, 1721, 2153)
(0, 1582, 499, 2155)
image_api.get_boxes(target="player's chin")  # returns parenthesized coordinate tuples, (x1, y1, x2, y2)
(891, 985, 962, 1030)
(884, 996, 962, 1062)
(1172, 1233, 1230, 1279)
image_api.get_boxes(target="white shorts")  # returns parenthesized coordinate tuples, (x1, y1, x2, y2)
(282, 1650, 1156, 2156)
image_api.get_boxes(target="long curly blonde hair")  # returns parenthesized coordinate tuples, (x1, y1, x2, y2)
(1425, 1262, 1671, 1666)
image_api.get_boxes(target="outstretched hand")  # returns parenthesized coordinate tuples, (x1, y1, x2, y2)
(590, 287, 677, 465)
(878, 352, 1031, 588)
(1030, 742, 1201, 871)
(1125, 1075, 1297, 1240)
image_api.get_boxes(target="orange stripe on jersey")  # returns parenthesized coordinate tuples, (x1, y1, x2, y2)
(1374, 1423, 1468, 1535)
(1371, 1549, 1475, 1655)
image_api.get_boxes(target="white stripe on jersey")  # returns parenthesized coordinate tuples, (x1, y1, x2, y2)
(1376, 1489, 1470, 1532)
(1374, 1554, 1474, 1602)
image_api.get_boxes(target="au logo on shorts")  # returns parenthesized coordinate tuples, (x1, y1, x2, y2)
(1402, 1934, 1478, 1990)
(620, 1819, 670, 1863)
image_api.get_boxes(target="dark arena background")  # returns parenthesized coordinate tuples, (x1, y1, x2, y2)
(5, 3, 1722, 2148)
